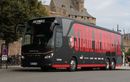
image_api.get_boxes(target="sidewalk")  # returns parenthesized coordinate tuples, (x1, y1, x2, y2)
(116, 64, 130, 70)
(0, 65, 21, 69)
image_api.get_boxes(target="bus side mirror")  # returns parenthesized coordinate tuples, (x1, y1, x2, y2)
(50, 22, 60, 31)
(54, 22, 60, 26)
(54, 20, 60, 26)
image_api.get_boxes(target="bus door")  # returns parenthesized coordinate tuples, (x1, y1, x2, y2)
(53, 26, 65, 62)
(54, 27, 63, 53)
(55, 27, 63, 47)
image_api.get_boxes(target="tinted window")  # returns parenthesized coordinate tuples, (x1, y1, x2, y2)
(68, 26, 74, 37)
(62, 19, 72, 36)
(92, 30, 95, 50)
(56, 28, 63, 47)
(92, 30, 95, 41)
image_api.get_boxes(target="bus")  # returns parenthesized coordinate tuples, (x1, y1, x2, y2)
(20, 17, 122, 71)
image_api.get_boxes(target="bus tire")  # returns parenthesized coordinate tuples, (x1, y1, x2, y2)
(69, 58, 77, 71)
(105, 59, 110, 70)
(110, 60, 116, 70)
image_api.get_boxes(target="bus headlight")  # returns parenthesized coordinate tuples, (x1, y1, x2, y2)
(21, 56, 25, 59)
(44, 53, 54, 59)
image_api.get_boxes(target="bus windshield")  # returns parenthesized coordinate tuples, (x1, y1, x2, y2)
(22, 18, 55, 49)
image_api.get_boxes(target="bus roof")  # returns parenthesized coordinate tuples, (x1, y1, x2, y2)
(28, 16, 121, 35)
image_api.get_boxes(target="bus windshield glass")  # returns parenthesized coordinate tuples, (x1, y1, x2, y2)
(23, 18, 55, 49)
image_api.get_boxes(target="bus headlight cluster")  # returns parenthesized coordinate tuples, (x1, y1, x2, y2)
(44, 53, 54, 59)
(21, 56, 25, 59)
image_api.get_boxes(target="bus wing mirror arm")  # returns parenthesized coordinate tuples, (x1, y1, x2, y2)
(54, 22, 60, 25)
(54, 20, 60, 25)
(50, 22, 60, 31)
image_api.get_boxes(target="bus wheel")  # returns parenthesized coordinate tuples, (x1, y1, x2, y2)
(105, 59, 110, 70)
(110, 60, 116, 70)
(69, 58, 77, 71)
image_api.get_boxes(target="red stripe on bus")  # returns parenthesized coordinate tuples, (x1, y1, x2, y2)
(52, 64, 122, 68)
(78, 64, 106, 67)
(52, 64, 70, 68)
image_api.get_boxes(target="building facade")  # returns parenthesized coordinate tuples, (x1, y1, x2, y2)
(45, 0, 96, 25)
(0, 39, 21, 56)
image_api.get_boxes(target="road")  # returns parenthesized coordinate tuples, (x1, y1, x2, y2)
(0, 66, 130, 82)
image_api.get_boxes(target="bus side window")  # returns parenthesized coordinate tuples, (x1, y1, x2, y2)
(56, 31, 63, 48)
(92, 30, 95, 50)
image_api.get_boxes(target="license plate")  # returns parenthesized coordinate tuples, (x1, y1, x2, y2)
(30, 62, 38, 66)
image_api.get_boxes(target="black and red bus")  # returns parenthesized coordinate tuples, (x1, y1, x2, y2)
(21, 17, 122, 71)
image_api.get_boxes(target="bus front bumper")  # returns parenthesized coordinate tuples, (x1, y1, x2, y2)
(21, 57, 53, 67)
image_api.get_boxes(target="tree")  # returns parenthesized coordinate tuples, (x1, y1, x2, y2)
(125, 48, 130, 56)
(0, 0, 49, 44)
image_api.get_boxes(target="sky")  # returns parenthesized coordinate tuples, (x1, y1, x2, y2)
(41, 0, 130, 33)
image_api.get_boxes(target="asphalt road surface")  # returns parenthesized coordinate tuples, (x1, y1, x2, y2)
(0, 66, 130, 82)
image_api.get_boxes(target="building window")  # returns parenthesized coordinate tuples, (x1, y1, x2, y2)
(81, 16, 84, 19)
(62, 5, 65, 8)
(76, 2, 78, 4)
(70, 5, 73, 8)
(81, 10, 83, 12)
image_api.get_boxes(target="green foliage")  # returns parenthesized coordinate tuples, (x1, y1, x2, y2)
(0, 0, 49, 43)
(125, 48, 130, 56)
